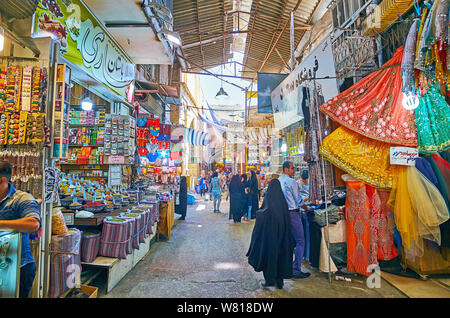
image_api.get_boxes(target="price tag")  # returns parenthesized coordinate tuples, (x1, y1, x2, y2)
(390, 147, 419, 166)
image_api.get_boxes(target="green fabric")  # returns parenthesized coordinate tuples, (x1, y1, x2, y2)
(415, 86, 450, 153)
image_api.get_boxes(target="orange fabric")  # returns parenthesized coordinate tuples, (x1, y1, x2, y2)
(319, 46, 417, 146)
(345, 181, 371, 276)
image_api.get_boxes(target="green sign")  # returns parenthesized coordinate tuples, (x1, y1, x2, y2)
(31, 0, 135, 99)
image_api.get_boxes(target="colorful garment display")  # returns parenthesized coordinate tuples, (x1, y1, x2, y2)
(345, 181, 398, 276)
(414, 86, 450, 153)
(402, 20, 418, 93)
(345, 181, 371, 276)
(388, 166, 449, 260)
(320, 47, 417, 146)
(320, 126, 395, 189)
(367, 188, 398, 262)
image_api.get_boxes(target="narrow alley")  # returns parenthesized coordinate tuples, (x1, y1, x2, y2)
(102, 196, 405, 298)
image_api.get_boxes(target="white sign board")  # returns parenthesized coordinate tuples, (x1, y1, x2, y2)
(390, 147, 419, 166)
(271, 36, 339, 129)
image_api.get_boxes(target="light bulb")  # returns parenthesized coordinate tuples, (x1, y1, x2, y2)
(402, 91, 419, 110)
(81, 96, 93, 111)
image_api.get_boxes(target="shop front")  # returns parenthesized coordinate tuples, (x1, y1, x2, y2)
(0, 0, 177, 298)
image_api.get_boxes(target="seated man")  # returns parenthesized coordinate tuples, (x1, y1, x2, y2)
(0, 161, 41, 298)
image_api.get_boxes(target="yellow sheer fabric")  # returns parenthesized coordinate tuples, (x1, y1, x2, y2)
(319, 126, 395, 189)
(388, 166, 449, 259)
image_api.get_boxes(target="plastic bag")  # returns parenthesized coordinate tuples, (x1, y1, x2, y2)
(52, 208, 69, 235)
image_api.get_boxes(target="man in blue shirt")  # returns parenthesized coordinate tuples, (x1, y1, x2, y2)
(0, 161, 41, 297)
(278, 161, 311, 279)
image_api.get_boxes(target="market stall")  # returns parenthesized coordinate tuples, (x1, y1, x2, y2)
(316, 1, 450, 279)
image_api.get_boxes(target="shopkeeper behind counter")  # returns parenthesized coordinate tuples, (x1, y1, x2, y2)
(0, 161, 41, 298)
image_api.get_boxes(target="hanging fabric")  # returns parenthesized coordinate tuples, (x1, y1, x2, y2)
(320, 126, 395, 189)
(320, 47, 418, 146)
(414, 86, 450, 153)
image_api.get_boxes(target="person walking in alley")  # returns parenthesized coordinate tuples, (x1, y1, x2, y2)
(246, 179, 294, 290)
(175, 176, 188, 220)
(278, 161, 312, 279)
(249, 170, 259, 219)
(241, 173, 251, 221)
(211, 171, 222, 213)
(197, 171, 206, 198)
(228, 174, 244, 223)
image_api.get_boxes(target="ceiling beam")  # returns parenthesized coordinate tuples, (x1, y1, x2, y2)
(179, 26, 311, 36)
(176, 53, 246, 91)
(243, 0, 261, 68)
(195, 0, 206, 67)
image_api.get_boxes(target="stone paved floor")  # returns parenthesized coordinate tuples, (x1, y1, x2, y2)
(102, 196, 406, 298)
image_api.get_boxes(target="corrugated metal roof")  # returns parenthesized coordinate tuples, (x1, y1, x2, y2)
(173, 0, 234, 71)
(242, 0, 322, 78)
(0, 0, 38, 20)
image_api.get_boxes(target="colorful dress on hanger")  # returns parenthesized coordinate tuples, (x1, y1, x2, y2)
(345, 181, 371, 276)
(319, 46, 417, 147)
(414, 86, 450, 153)
(345, 181, 398, 276)
(319, 126, 395, 189)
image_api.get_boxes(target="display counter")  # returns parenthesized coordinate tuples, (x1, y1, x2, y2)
(0, 231, 22, 298)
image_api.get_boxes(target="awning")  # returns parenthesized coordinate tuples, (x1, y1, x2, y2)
(135, 80, 181, 105)
(185, 128, 210, 146)
(199, 114, 227, 132)
(135, 92, 164, 116)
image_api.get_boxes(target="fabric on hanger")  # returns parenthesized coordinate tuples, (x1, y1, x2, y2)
(345, 181, 371, 276)
(320, 126, 395, 189)
(414, 86, 450, 153)
(388, 166, 449, 261)
(320, 46, 417, 146)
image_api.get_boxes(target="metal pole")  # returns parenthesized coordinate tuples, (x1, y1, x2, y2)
(40, 39, 58, 298)
(290, 11, 295, 71)
(313, 79, 332, 284)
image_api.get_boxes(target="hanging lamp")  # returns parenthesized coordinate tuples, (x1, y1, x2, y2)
(215, 63, 229, 100)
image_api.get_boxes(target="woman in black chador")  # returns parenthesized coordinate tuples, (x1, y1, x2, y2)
(228, 174, 244, 223)
(246, 179, 294, 290)
(175, 176, 188, 220)
(249, 170, 260, 219)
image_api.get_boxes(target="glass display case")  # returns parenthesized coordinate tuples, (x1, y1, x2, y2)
(0, 231, 21, 298)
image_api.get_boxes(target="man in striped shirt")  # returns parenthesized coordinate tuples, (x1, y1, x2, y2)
(0, 161, 41, 297)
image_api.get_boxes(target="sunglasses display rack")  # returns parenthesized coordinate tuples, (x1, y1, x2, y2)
(0, 62, 49, 200)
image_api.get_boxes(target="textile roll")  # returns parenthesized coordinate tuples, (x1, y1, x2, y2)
(320, 126, 395, 189)
(48, 229, 81, 298)
(122, 213, 145, 244)
(319, 46, 418, 147)
(117, 216, 136, 253)
(80, 230, 100, 263)
(99, 218, 130, 259)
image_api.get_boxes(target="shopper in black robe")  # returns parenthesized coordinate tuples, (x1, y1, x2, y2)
(241, 174, 250, 220)
(229, 175, 243, 223)
(175, 176, 188, 220)
(246, 179, 294, 290)
(249, 170, 260, 219)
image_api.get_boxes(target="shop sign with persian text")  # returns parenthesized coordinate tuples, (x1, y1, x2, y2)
(31, 0, 135, 99)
